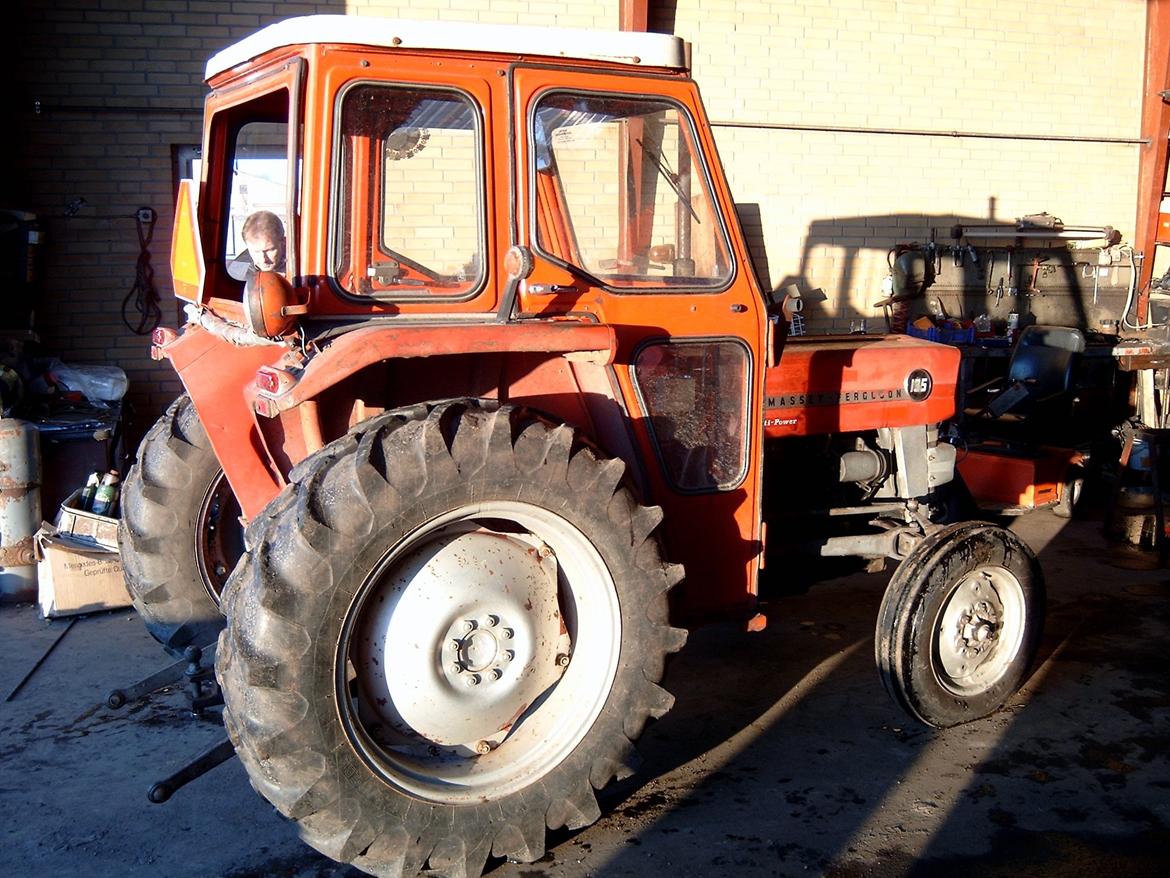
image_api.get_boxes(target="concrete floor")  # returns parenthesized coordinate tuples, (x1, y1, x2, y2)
(2, 508, 1168, 877)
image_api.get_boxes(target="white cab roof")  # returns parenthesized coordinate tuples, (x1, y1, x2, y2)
(206, 15, 688, 79)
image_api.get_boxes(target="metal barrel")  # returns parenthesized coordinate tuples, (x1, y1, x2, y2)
(0, 419, 42, 603)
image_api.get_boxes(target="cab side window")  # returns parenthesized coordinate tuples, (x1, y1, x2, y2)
(225, 121, 290, 278)
(332, 84, 485, 299)
(204, 86, 293, 299)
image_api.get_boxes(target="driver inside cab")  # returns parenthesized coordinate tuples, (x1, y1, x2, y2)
(228, 210, 286, 280)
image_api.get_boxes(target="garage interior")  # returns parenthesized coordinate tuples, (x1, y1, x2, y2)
(3, 1, 1170, 876)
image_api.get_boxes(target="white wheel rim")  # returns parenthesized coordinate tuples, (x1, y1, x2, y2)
(339, 501, 621, 804)
(932, 565, 1026, 696)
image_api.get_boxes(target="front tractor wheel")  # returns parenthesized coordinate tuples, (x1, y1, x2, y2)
(875, 522, 1045, 728)
(217, 401, 686, 877)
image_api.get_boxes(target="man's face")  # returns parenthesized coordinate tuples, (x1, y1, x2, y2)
(245, 232, 283, 271)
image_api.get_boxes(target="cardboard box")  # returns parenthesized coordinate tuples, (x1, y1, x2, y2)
(36, 528, 130, 618)
(55, 489, 119, 551)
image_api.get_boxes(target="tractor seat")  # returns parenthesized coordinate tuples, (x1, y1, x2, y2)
(965, 324, 1086, 424)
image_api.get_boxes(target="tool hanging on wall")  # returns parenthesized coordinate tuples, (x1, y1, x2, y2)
(122, 206, 161, 335)
(1026, 255, 1050, 295)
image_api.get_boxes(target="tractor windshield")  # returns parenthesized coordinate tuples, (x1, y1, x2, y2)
(532, 92, 732, 292)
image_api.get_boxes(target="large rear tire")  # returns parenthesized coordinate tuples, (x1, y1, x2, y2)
(119, 395, 244, 658)
(875, 521, 1044, 728)
(217, 400, 686, 877)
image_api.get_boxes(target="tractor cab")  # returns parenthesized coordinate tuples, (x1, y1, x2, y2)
(166, 16, 770, 620)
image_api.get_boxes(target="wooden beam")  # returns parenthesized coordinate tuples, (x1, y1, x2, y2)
(1136, 0, 1170, 321)
(619, 0, 649, 32)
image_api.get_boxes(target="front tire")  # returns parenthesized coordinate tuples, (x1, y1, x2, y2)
(875, 521, 1044, 728)
(119, 395, 244, 658)
(217, 401, 686, 877)
(1053, 464, 1085, 519)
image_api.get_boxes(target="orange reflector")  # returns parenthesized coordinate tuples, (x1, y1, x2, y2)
(170, 179, 205, 302)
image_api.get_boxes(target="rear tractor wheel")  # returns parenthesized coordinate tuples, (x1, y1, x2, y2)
(217, 400, 686, 877)
(119, 395, 244, 658)
(875, 521, 1045, 728)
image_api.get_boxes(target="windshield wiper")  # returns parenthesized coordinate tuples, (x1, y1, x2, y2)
(636, 136, 700, 225)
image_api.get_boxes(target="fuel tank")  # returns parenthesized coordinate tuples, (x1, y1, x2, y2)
(764, 334, 960, 438)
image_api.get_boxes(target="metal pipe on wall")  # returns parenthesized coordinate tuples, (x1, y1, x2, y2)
(709, 119, 1146, 147)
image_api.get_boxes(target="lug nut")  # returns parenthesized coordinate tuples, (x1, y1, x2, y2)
(465, 674, 481, 687)
(502, 650, 515, 663)
(475, 740, 492, 755)
(462, 620, 478, 633)
(490, 668, 503, 681)
(501, 628, 514, 640)
(486, 615, 499, 627)
(556, 653, 571, 667)
(451, 663, 464, 675)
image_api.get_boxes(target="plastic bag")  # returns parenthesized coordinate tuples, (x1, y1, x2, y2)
(50, 363, 129, 403)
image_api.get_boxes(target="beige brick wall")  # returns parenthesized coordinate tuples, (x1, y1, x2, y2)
(657, 0, 1148, 331)
(7, 0, 1148, 444)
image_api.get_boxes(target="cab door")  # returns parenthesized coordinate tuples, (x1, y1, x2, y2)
(510, 65, 768, 622)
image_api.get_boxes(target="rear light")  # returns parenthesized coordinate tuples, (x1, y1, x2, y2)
(254, 396, 278, 418)
(150, 326, 179, 360)
(255, 366, 296, 396)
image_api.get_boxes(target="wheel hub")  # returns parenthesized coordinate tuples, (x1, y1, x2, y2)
(337, 499, 624, 804)
(956, 598, 1001, 657)
(935, 567, 1026, 692)
(353, 527, 571, 749)
(446, 616, 517, 682)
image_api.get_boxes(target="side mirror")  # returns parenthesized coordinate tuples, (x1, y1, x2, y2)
(244, 270, 307, 339)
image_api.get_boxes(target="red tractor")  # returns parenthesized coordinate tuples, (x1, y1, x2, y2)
(120, 16, 1043, 876)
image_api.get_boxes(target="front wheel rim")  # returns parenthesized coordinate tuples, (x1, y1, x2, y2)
(932, 565, 1026, 695)
(338, 501, 621, 804)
